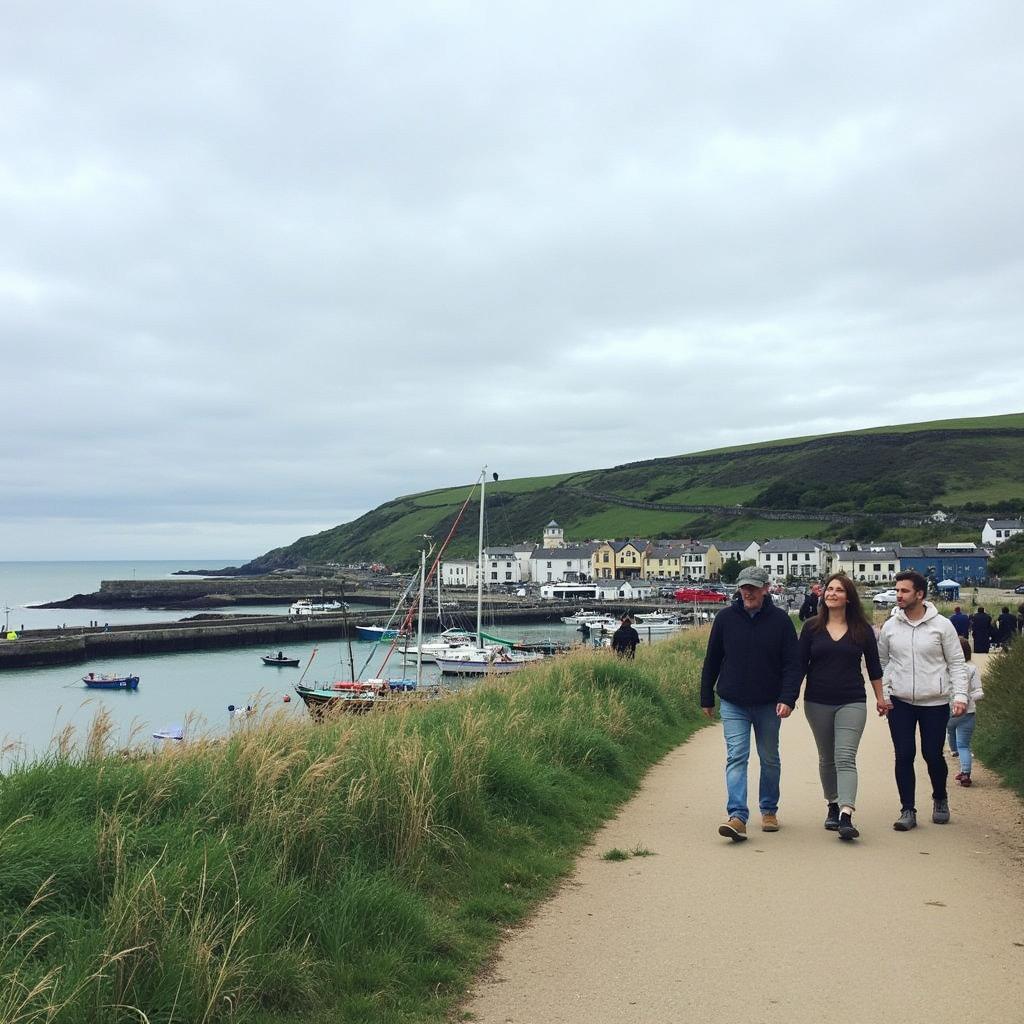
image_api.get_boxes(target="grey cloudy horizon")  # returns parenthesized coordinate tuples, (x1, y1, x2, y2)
(3, 1, 1022, 561)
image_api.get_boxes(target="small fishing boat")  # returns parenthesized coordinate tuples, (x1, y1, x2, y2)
(83, 672, 139, 690)
(261, 652, 301, 667)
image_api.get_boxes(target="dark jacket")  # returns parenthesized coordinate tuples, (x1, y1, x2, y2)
(611, 623, 640, 658)
(996, 612, 1016, 645)
(949, 611, 970, 637)
(971, 611, 993, 653)
(798, 592, 819, 621)
(700, 596, 801, 708)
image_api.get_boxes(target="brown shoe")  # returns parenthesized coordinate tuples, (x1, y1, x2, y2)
(718, 817, 747, 841)
(761, 813, 780, 832)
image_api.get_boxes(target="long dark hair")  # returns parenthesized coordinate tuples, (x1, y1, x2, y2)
(809, 573, 871, 645)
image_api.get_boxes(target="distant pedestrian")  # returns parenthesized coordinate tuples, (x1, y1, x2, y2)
(799, 574, 886, 842)
(949, 606, 970, 638)
(946, 638, 984, 787)
(878, 571, 968, 831)
(970, 607, 992, 654)
(610, 615, 640, 658)
(994, 607, 1016, 647)
(700, 566, 801, 842)
(798, 588, 819, 621)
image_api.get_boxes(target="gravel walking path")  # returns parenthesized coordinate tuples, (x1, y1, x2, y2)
(461, 652, 1024, 1023)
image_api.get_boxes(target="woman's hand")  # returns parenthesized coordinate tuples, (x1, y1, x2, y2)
(876, 698, 892, 717)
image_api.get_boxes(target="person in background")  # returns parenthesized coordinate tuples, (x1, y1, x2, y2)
(798, 586, 820, 622)
(799, 574, 886, 842)
(879, 571, 968, 831)
(970, 606, 992, 654)
(700, 566, 801, 842)
(946, 638, 984, 787)
(994, 606, 1016, 648)
(610, 614, 640, 658)
(949, 605, 970, 639)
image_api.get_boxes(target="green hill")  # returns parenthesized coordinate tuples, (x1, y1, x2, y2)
(240, 412, 1024, 572)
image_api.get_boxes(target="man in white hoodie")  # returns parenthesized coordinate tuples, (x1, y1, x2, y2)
(878, 570, 968, 831)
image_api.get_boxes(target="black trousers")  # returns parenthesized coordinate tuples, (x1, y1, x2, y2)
(887, 698, 950, 810)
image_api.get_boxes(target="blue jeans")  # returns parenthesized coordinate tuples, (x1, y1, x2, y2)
(947, 712, 977, 774)
(719, 699, 781, 822)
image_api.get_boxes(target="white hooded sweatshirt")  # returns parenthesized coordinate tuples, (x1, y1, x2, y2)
(878, 602, 968, 706)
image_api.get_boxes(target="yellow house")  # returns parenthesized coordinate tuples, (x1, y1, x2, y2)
(591, 539, 649, 579)
(645, 544, 684, 579)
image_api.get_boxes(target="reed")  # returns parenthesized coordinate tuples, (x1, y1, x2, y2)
(975, 640, 1024, 795)
(0, 635, 708, 1023)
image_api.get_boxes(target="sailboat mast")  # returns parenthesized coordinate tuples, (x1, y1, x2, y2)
(416, 545, 427, 688)
(476, 467, 486, 650)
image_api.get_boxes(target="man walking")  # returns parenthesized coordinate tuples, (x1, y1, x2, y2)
(878, 570, 968, 831)
(700, 566, 801, 842)
(949, 605, 970, 638)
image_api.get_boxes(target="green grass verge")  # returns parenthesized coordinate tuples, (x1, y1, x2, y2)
(0, 636, 709, 1024)
(975, 639, 1024, 797)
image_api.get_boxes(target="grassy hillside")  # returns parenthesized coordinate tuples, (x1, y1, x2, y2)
(242, 412, 1024, 571)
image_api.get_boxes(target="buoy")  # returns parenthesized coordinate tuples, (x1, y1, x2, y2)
(283, 694, 291, 703)
(228, 704, 236, 713)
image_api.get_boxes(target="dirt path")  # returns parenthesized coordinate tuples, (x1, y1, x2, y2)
(461, 652, 1024, 1023)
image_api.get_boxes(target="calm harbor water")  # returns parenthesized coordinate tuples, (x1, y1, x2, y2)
(0, 561, 627, 770)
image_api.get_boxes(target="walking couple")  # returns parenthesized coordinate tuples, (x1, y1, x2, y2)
(700, 567, 969, 842)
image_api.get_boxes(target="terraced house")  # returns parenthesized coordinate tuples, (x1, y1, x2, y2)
(759, 539, 829, 581)
(591, 539, 649, 579)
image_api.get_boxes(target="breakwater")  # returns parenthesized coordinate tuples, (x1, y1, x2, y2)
(0, 605, 599, 669)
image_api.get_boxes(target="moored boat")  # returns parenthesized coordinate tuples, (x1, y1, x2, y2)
(294, 678, 435, 715)
(261, 652, 301, 666)
(355, 624, 407, 642)
(83, 672, 139, 690)
(289, 598, 345, 616)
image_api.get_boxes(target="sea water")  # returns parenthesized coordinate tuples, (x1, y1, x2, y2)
(0, 562, 669, 770)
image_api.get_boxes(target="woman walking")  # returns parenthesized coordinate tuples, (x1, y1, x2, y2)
(799, 574, 886, 841)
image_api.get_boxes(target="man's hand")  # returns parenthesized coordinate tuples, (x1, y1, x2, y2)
(951, 700, 967, 717)
(701, 706, 716, 719)
(776, 703, 792, 719)
(876, 698, 892, 717)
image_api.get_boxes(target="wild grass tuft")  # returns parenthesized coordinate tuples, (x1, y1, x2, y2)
(0, 634, 708, 1023)
(975, 641, 1024, 795)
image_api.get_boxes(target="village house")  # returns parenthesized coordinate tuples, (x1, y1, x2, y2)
(482, 547, 527, 585)
(705, 539, 761, 577)
(895, 544, 989, 585)
(591, 539, 649, 579)
(529, 544, 595, 584)
(982, 518, 1023, 545)
(832, 549, 900, 583)
(440, 558, 477, 587)
(679, 541, 711, 580)
(759, 539, 830, 581)
(644, 543, 684, 579)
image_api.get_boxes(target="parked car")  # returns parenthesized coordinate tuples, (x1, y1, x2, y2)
(872, 589, 899, 605)
(674, 587, 728, 604)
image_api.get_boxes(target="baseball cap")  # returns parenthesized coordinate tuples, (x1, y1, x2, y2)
(735, 566, 769, 588)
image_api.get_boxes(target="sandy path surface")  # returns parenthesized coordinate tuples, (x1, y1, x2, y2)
(461, 652, 1024, 1023)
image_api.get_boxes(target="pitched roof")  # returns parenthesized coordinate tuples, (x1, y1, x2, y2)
(759, 538, 824, 552)
(531, 545, 595, 560)
(986, 519, 1023, 529)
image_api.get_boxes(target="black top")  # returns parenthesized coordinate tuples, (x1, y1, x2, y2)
(611, 624, 640, 657)
(700, 597, 801, 708)
(799, 622, 883, 705)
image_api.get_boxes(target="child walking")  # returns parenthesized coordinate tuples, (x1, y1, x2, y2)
(947, 638, 984, 786)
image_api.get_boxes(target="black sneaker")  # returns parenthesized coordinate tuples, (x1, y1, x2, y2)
(932, 798, 950, 824)
(824, 802, 841, 831)
(838, 812, 859, 841)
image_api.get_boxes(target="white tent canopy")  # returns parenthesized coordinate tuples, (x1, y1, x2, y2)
(937, 579, 961, 589)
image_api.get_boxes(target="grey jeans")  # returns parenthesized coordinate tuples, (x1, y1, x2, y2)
(804, 700, 868, 809)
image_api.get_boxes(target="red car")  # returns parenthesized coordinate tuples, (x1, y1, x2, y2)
(674, 587, 728, 603)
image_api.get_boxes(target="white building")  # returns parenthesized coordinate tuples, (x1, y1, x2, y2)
(982, 519, 1023, 546)
(529, 544, 594, 584)
(542, 520, 565, 549)
(759, 539, 829, 581)
(441, 559, 478, 587)
(832, 549, 900, 583)
(483, 547, 527, 585)
(708, 539, 761, 564)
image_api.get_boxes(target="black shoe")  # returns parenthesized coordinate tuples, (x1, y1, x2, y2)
(893, 808, 917, 831)
(824, 802, 841, 831)
(838, 812, 859, 841)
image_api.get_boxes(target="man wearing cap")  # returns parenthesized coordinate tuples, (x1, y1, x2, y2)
(700, 565, 802, 841)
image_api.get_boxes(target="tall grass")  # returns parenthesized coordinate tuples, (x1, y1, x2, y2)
(0, 635, 708, 1024)
(975, 639, 1024, 795)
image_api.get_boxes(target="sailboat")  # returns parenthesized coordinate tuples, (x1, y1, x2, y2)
(294, 562, 437, 715)
(435, 469, 544, 677)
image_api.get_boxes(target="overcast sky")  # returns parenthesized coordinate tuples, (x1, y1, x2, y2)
(3, 1, 1022, 561)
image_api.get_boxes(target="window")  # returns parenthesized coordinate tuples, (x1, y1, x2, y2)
(777, 554, 783, 561)
(873, 564, 881, 572)
(505, 572, 512, 580)
(546, 561, 552, 568)
(490, 572, 498, 581)
(804, 553, 810, 561)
